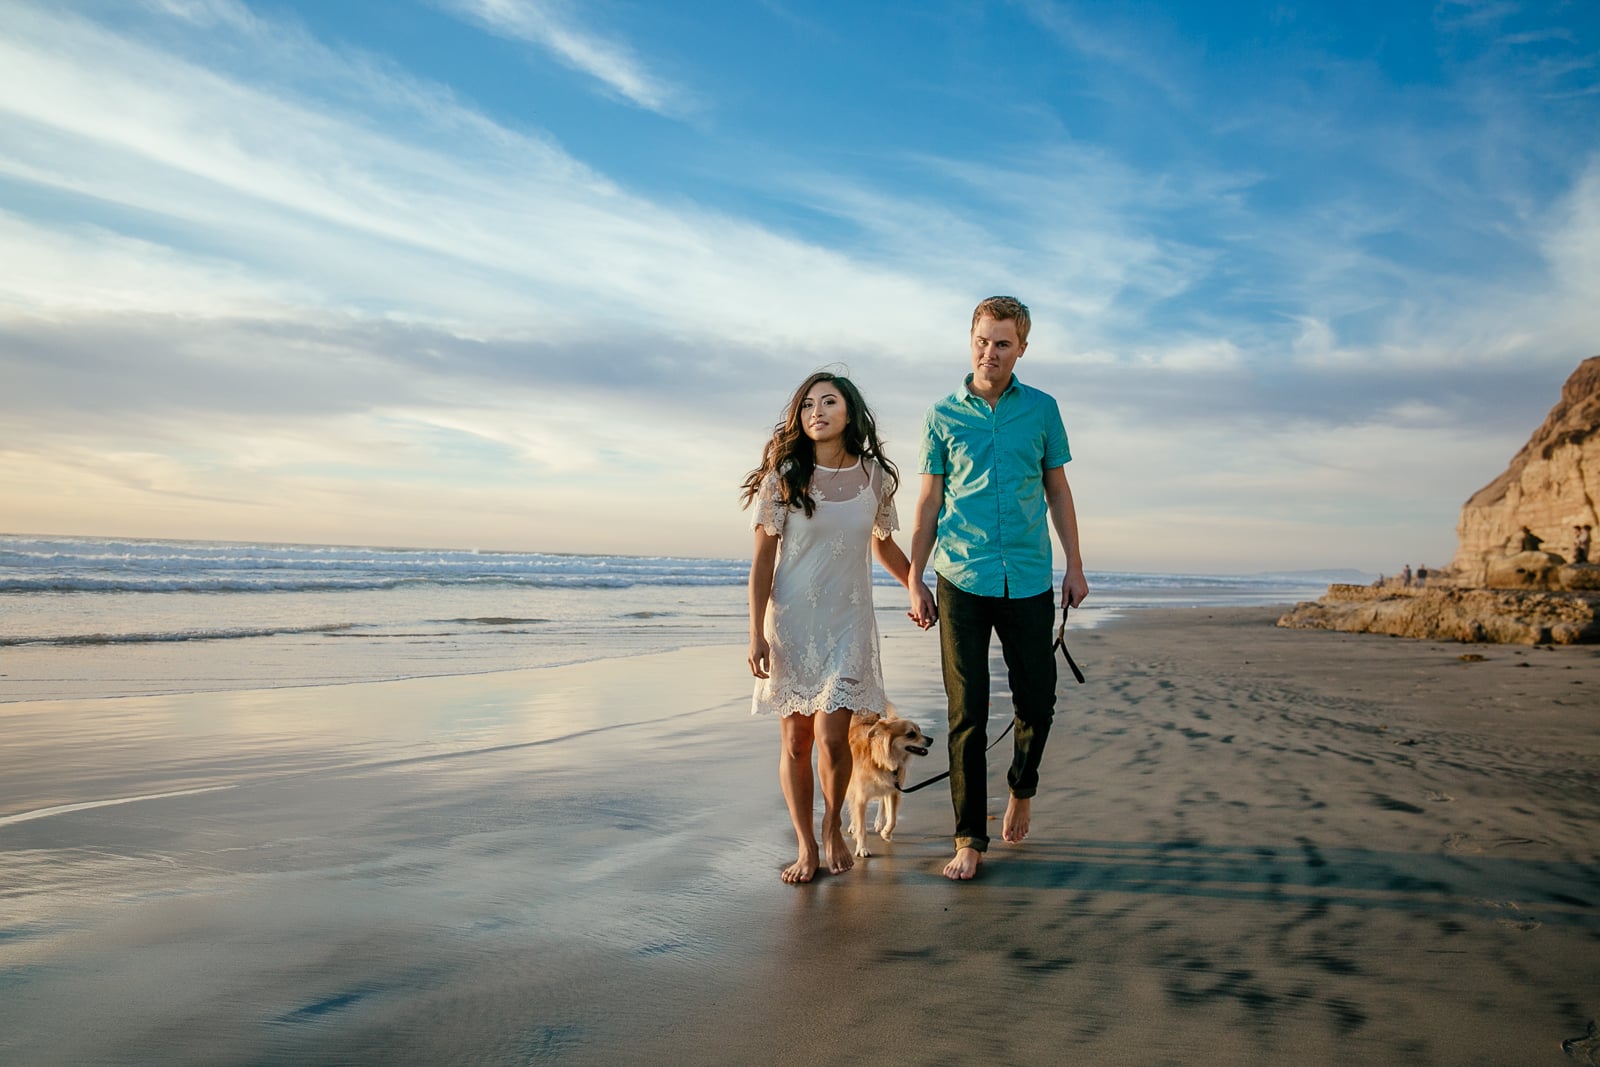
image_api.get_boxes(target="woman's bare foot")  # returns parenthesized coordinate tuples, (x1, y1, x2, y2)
(824, 828, 855, 874)
(1002, 796, 1031, 843)
(782, 845, 820, 884)
(942, 846, 982, 880)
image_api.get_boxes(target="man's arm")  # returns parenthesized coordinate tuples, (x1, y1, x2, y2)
(1043, 465, 1088, 608)
(907, 473, 944, 628)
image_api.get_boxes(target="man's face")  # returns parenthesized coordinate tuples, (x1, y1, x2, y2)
(970, 315, 1026, 390)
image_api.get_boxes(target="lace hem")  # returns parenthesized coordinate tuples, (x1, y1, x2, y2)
(752, 678, 887, 718)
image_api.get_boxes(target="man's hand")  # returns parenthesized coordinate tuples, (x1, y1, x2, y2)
(908, 579, 937, 630)
(1062, 567, 1088, 610)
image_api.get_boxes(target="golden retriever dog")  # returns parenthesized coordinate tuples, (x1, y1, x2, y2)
(845, 708, 932, 857)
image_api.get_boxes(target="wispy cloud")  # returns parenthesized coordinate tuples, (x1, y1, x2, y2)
(0, 1, 1595, 568)
(435, 0, 688, 115)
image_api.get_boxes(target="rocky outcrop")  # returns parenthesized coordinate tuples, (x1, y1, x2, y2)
(1452, 355, 1600, 584)
(1279, 358, 1600, 643)
(1562, 563, 1600, 591)
(1278, 584, 1600, 645)
(1484, 550, 1566, 590)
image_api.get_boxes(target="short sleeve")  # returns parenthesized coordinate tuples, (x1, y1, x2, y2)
(1041, 397, 1071, 469)
(919, 407, 948, 476)
(751, 470, 788, 537)
(871, 463, 899, 540)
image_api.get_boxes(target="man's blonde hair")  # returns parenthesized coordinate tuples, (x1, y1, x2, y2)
(971, 295, 1031, 344)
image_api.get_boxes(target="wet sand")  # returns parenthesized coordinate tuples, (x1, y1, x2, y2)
(2, 608, 1597, 1065)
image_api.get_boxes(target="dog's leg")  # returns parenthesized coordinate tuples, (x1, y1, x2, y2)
(849, 791, 871, 857)
(881, 791, 899, 841)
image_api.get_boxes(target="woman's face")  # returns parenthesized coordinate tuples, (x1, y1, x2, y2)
(799, 380, 849, 448)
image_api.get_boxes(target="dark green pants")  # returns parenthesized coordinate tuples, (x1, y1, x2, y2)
(937, 575, 1057, 853)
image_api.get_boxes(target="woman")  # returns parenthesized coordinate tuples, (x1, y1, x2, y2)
(741, 371, 921, 883)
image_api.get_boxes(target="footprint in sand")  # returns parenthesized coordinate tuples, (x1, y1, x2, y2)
(1478, 899, 1542, 931)
(1424, 789, 1454, 803)
(1563, 1021, 1599, 1066)
(1445, 833, 1483, 853)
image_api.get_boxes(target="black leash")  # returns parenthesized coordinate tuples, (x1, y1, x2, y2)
(1054, 601, 1086, 684)
(897, 719, 1013, 794)
(898, 603, 1086, 795)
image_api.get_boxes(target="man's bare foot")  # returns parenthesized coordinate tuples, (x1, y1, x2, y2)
(782, 845, 820, 884)
(1002, 796, 1031, 843)
(824, 829, 855, 874)
(942, 846, 982, 880)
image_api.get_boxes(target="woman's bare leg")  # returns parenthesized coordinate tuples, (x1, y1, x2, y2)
(778, 714, 819, 883)
(816, 709, 855, 874)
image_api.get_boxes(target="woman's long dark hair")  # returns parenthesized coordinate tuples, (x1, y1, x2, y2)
(740, 371, 900, 519)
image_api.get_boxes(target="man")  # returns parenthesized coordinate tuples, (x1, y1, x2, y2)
(908, 295, 1088, 881)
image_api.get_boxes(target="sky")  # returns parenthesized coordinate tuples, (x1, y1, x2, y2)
(2, 0, 1597, 574)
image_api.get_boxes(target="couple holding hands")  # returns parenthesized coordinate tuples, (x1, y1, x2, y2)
(742, 295, 1088, 884)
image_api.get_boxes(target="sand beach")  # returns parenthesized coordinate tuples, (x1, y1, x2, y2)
(2, 606, 1597, 1065)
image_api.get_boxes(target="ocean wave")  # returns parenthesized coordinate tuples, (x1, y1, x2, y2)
(0, 573, 746, 594)
(0, 623, 358, 647)
(0, 535, 751, 593)
(0, 535, 1350, 601)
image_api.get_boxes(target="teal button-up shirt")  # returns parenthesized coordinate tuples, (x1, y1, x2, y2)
(919, 374, 1072, 599)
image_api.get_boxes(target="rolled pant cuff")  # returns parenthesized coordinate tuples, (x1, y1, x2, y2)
(954, 835, 988, 854)
(1010, 787, 1038, 800)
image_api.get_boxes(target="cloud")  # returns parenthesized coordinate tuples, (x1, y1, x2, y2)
(0, 4, 962, 351)
(0, 1, 1596, 569)
(435, 0, 688, 114)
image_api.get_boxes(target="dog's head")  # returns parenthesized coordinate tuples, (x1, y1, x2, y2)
(867, 713, 932, 768)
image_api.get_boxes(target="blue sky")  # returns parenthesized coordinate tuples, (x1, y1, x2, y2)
(1, 0, 1596, 573)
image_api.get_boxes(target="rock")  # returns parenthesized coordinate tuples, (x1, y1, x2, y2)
(1452, 355, 1600, 584)
(1560, 563, 1600, 591)
(1484, 550, 1566, 589)
(1277, 584, 1600, 645)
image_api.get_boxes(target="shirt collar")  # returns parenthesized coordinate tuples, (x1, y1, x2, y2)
(960, 372, 1023, 405)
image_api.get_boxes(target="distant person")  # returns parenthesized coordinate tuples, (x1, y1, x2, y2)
(1401, 564, 1412, 586)
(1519, 526, 1543, 552)
(1416, 565, 1429, 585)
(1577, 524, 1593, 564)
(741, 371, 925, 884)
(908, 295, 1089, 882)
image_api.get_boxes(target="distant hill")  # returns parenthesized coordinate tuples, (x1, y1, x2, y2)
(1250, 568, 1378, 585)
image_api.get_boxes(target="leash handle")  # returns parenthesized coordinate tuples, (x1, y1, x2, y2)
(1054, 603, 1086, 684)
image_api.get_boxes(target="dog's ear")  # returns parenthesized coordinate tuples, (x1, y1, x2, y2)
(868, 723, 891, 764)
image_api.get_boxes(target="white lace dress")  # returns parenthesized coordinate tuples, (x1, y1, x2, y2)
(751, 458, 899, 717)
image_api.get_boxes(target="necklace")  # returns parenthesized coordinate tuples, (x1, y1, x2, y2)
(814, 450, 857, 497)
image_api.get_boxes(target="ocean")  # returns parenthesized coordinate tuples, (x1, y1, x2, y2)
(0, 534, 1339, 701)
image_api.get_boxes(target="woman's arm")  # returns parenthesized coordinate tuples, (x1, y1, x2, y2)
(872, 533, 912, 587)
(747, 527, 779, 677)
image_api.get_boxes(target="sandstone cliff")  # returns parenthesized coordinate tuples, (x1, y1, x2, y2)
(1452, 355, 1600, 583)
(1279, 356, 1600, 643)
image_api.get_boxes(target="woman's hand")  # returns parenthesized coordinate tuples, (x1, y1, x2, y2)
(748, 634, 771, 678)
(908, 579, 937, 630)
